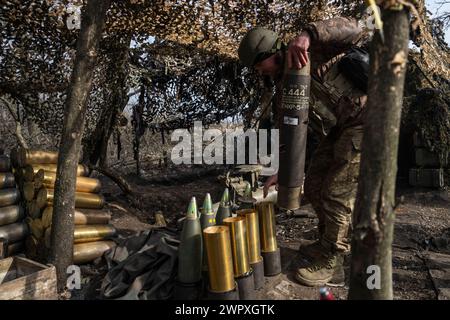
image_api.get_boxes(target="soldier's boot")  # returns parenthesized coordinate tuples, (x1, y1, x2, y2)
(295, 251, 343, 287)
(297, 214, 349, 287)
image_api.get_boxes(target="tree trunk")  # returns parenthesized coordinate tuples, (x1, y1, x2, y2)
(348, 8, 410, 300)
(0, 96, 28, 149)
(49, 0, 110, 292)
(82, 35, 131, 167)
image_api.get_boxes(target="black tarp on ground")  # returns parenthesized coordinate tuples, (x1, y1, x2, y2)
(100, 227, 179, 300)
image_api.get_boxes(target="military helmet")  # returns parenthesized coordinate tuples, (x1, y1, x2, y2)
(238, 27, 280, 67)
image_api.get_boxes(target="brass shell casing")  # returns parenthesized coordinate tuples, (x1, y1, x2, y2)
(18, 149, 58, 167)
(0, 205, 24, 227)
(256, 202, 278, 253)
(37, 188, 105, 209)
(42, 171, 101, 193)
(203, 226, 235, 293)
(0, 188, 20, 207)
(0, 172, 16, 189)
(73, 241, 116, 264)
(73, 225, 117, 243)
(41, 206, 111, 229)
(223, 216, 251, 277)
(31, 163, 89, 177)
(0, 222, 29, 243)
(236, 209, 262, 264)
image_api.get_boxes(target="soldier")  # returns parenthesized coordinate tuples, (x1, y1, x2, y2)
(238, 17, 368, 287)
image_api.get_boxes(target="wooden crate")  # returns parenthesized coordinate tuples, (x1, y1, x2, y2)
(409, 168, 444, 188)
(0, 256, 57, 300)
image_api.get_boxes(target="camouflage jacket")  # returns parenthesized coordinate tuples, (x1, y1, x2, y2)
(274, 17, 369, 136)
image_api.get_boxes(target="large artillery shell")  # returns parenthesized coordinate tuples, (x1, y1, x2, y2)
(17, 149, 58, 167)
(278, 56, 311, 210)
(41, 206, 111, 229)
(0, 188, 20, 207)
(36, 188, 105, 209)
(200, 193, 216, 229)
(178, 197, 203, 284)
(0, 172, 16, 189)
(237, 209, 262, 264)
(73, 225, 117, 243)
(256, 202, 278, 253)
(0, 205, 25, 227)
(203, 226, 235, 293)
(0, 155, 11, 172)
(215, 188, 232, 225)
(223, 216, 251, 277)
(42, 171, 101, 193)
(0, 222, 29, 243)
(31, 163, 89, 177)
(73, 241, 116, 264)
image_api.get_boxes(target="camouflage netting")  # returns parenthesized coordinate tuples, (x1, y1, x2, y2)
(0, 0, 449, 159)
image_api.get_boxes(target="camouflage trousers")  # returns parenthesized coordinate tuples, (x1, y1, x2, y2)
(304, 124, 363, 253)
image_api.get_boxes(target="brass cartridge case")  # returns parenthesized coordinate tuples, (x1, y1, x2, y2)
(41, 206, 111, 229)
(37, 188, 105, 209)
(0, 188, 20, 207)
(45, 224, 116, 246)
(237, 209, 262, 264)
(0, 172, 16, 189)
(203, 226, 235, 293)
(42, 171, 101, 193)
(223, 216, 251, 277)
(73, 225, 117, 243)
(256, 202, 278, 253)
(17, 149, 58, 167)
(0, 155, 11, 172)
(31, 163, 89, 177)
(0, 205, 24, 227)
(73, 241, 116, 264)
(0, 222, 29, 243)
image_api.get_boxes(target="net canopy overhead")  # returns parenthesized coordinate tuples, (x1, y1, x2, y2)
(1, 0, 448, 136)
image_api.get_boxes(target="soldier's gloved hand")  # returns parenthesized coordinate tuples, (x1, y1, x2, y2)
(287, 31, 310, 69)
(263, 174, 278, 198)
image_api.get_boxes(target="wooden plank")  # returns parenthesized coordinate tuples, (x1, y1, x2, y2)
(0, 256, 57, 300)
(0, 257, 14, 284)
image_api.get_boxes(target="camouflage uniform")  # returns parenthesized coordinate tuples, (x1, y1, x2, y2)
(283, 17, 367, 254)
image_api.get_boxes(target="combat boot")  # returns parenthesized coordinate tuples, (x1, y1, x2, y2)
(295, 253, 343, 287)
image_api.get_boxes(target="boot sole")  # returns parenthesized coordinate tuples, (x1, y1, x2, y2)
(294, 272, 333, 287)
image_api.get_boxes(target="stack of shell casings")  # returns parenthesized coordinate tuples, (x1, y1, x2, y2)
(0, 154, 28, 257)
(10, 148, 115, 264)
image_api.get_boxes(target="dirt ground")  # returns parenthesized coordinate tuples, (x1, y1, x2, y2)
(73, 169, 450, 300)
